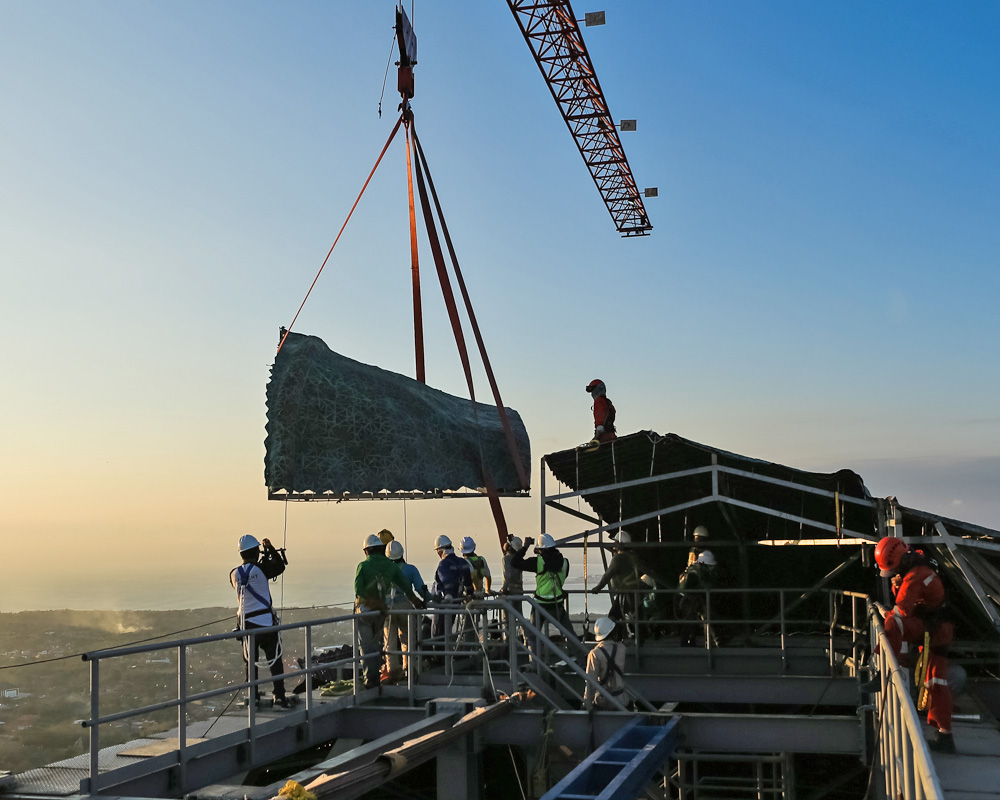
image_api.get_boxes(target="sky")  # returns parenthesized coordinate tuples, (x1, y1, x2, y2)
(1, 1, 998, 612)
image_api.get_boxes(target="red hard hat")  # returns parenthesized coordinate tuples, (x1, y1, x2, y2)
(874, 536, 909, 577)
(586, 379, 605, 393)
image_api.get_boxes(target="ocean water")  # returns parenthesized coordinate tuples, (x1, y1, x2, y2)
(3, 564, 609, 617)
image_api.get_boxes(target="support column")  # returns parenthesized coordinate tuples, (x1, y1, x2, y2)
(436, 733, 482, 800)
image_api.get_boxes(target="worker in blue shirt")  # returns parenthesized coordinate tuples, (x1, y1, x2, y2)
(384, 539, 431, 681)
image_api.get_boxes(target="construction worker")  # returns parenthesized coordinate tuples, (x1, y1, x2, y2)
(501, 536, 524, 597)
(676, 526, 719, 647)
(583, 617, 628, 709)
(512, 534, 574, 646)
(460, 536, 493, 595)
(640, 573, 671, 638)
(874, 536, 955, 753)
(585, 379, 617, 444)
(430, 534, 474, 641)
(378, 528, 395, 546)
(230, 534, 290, 709)
(590, 532, 644, 623)
(384, 540, 432, 682)
(354, 533, 425, 689)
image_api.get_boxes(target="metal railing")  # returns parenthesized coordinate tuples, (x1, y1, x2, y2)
(76, 588, 937, 797)
(867, 605, 945, 800)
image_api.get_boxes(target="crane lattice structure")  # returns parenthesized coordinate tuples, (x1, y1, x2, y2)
(507, 0, 652, 237)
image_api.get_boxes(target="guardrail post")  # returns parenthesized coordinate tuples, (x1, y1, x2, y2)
(178, 644, 187, 793)
(779, 591, 787, 673)
(247, 629, 256, 765)
(305, 624, 314, 739)
(407, 612, 416, 705)
(88, 658, 99, 795)
(352, 615, 360, 700)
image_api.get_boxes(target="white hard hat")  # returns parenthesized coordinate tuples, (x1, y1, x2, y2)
(616, 531, 632, 544)
(536, 534, 556, 550)
(508, 536, 523, 551)
(364, 533, 383, 550)
(461, 536, 476, 554)
(386, 540, 404, 560)
(434, 534, 453, 550)
(594, 616, 616, 642)
(696, 551, 717, 567)
(238, 534, 260, 552)
(693, 525, 709, 540)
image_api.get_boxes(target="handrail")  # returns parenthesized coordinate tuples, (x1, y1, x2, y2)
(76, 587, 881, 795)
(868, 603, 945, 800)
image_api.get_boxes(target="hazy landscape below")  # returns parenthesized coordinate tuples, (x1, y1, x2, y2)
(0, 607, 356, 774)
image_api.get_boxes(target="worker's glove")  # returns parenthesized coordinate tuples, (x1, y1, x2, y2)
(891, 574, 903, 593)
(590, 586, 601, 595)
(595, 425, 605, 436)
(523, 537, 535, 548)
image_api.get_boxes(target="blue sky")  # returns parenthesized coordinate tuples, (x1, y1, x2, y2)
(1, 1, 998, 610)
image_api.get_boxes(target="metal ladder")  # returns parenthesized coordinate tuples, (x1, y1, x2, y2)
(541, 717, 679, 800)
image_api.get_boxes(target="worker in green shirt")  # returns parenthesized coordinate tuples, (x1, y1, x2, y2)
(355, 533, 425, 688)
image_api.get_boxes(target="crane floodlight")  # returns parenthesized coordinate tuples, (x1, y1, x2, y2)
(619, 119, 637, 132)
(584, 11, 606, 27)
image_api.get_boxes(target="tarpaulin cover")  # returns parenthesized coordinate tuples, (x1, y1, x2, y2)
(264, 332, 530, 495)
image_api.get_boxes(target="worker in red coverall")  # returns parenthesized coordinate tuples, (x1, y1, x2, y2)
(586, 379, 617, 444)
(874, 536, 955, 753)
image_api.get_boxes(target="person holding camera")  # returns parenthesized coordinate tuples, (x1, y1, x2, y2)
(512, 534, 574, 652)
(231, 534, 289, 709)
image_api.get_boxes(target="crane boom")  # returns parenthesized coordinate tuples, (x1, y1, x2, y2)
(507, 0, 652, 237)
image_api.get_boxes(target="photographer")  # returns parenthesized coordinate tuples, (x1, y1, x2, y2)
(230, 535, 289, 710)
(512, 534, 574, 653)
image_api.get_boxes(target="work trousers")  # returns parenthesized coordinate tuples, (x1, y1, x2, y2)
(243, 622, 286, 700)
(357, 611, 386, 688)
(529, 598, 573, 659)
(884, 612, 954, 731)
(384, 609, 412, 678)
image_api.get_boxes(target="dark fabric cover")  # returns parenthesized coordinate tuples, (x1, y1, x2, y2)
(264, 332, 530, 495)
(544, 431, 874, 543)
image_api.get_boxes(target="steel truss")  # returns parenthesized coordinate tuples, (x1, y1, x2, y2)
(507, 0, 653, 237)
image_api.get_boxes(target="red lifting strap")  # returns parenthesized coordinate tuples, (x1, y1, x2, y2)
(411, 128, 530, 493)
(411, 132, 517, 547)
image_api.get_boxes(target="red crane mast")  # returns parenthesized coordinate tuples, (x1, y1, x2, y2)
(507, 0, 653, 237)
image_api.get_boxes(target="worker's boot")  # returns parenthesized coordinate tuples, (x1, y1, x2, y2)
(928, 730, 956, 754)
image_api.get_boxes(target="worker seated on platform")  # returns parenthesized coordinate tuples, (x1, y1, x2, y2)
(583, 617, 629, 710)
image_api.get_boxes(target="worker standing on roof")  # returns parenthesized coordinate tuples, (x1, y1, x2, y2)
(590, 532, 644, 625)
(354, 533, 425, 689)
(512, 534, 574, 652)
(583, 617, 628, 709)
(676, 526, 719, 647)
(384, 540, 431, 683)
(874, 536, 956, 753)
(586, 379, 617, 444)
(231, 535, 290, 709)
(460, 536, 492, 595)
(430, 535, 474, 642)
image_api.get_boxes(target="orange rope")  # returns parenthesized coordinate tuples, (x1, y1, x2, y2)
(276, 115, 404, 356)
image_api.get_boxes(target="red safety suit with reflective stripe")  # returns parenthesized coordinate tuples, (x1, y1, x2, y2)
(883, 564, 953, 731)
(593, 395, 617, 442)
